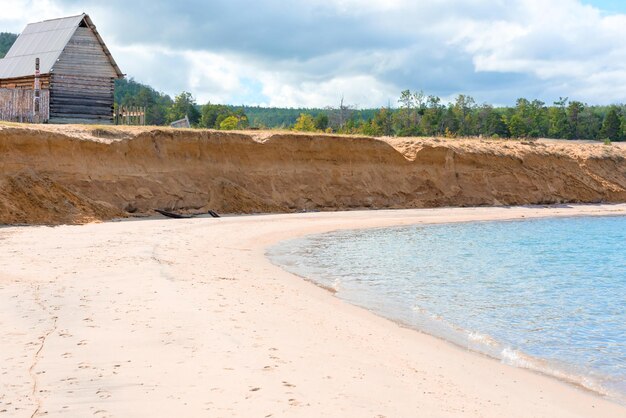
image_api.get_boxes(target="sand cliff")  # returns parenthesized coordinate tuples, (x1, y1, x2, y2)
(1, 124, 625, 225)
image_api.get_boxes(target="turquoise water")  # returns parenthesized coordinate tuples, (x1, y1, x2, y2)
(268, 216, 626, 400)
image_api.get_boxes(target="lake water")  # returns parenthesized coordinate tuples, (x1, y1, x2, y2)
(267, 216, 626, 401)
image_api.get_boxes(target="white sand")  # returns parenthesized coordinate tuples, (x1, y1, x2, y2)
(1, 205, 626, 417)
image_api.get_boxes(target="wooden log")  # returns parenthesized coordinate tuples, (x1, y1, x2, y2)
(51, 80, 113, 88)
(49, 117, 113, 124)
(51, 91, 114, 99)
(50, 109, 114, 118)
(50, 108, 113, 116)
(50, 97, 114, 106)
(0, 75, 51, 89)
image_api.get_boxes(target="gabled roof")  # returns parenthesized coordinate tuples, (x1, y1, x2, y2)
(0, 13, 123, 80)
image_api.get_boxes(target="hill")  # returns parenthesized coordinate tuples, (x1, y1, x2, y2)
(0, 32, 17, 58)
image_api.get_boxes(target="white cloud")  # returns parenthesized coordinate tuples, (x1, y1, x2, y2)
(113, 43, 398, 107)
(258, 74, 397, 108)
(0, 0, 66, 31)
(449, 0, 626, 103)
(3, 0, 626, 106)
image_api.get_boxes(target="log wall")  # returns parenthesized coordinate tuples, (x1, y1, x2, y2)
(0, 88, 49, 122)
(0, 75, 51, 89)
(49, 26, 117, 124)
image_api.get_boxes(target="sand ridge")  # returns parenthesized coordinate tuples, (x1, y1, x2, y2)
(1, 205, 626, 417)
(1, 123, 625, 225)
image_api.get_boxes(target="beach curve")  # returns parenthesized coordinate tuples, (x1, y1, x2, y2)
(1, 204, 626, 417)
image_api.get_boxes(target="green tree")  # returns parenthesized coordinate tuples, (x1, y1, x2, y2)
(395, 90, 424, 136)
(168, 92, 200, 125)
(373, 107, 394, 136)
(477, 105, 508, 137)
(453, 94, 476, 136)
(567, 100, 585, 139)
(601, 107, 622, 141)
(360, 119, 379, 136)
(420, 95, 445, 136)
(548, 98, 569, 139)
(527, 100, 548, 137)
(219, 116, 239, 130)
(114, 78, 173, 125)
(506, 98, 547, 138)
(507, 114, 527, 138)
(578, 107, 603, 140)
(235, 112, 249, 129)
(293, 113, 316, 131)
(200, 103, 228, 128)
(314, 113, 329, 130)
(442, 106, 459, 135)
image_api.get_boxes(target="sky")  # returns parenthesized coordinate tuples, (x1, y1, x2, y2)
(1, 0, 626, 108)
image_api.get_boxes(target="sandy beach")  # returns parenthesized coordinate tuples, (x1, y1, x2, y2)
(1, 204, 626, 417)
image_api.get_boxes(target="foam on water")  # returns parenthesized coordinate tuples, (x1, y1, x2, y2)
(268, 216, 626, 402)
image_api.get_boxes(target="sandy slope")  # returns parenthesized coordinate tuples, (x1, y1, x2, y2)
(1, 205, 625, 417)
(1, 124, 625, 225)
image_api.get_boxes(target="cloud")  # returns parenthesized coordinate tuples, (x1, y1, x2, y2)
(2, 0, 626, 107)
(0, 0, 65, 31)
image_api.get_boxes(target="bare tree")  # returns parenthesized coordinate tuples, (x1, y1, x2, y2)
(327, 95, 355, 129)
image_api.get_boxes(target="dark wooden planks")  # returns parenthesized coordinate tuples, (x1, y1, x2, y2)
(50, 72, 115, 123)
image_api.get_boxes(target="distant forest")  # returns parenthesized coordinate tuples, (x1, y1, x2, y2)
(1, 32, 625, 140)
(114, 80, 626, 141)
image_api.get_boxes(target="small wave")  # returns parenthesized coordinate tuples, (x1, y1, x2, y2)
(501, 347, 538, 369)
(500, 347, 614, 399)
(468, 331, 499, 347)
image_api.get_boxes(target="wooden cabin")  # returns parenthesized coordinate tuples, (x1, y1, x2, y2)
(0, 14, 123, 124)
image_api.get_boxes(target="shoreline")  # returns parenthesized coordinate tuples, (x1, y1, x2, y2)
(268, 230, 622, 404)
(1, 204, 626, 417)
(265, 206, 626, 404)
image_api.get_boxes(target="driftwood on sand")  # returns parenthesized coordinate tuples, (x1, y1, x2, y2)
(154, 209, 221, 219)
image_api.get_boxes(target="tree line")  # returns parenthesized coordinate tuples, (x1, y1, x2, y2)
(115, 80, 626, 141)
(293, 91, 626, 141)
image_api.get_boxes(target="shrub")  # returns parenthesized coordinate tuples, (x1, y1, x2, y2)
(293, 113, 316, 132)
(219, 116, 239, 130)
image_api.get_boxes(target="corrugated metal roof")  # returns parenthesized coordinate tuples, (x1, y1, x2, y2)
(0, 14, 123, 80)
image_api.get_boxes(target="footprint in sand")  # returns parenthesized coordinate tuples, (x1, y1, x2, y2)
(96, 389, 111, 399)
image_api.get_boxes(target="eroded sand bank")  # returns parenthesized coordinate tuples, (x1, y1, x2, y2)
(1, 124, 625, 225)
(1, 205, 626, 417)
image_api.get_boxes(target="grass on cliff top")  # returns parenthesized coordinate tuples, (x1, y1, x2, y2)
(0, 121, 623, 148)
